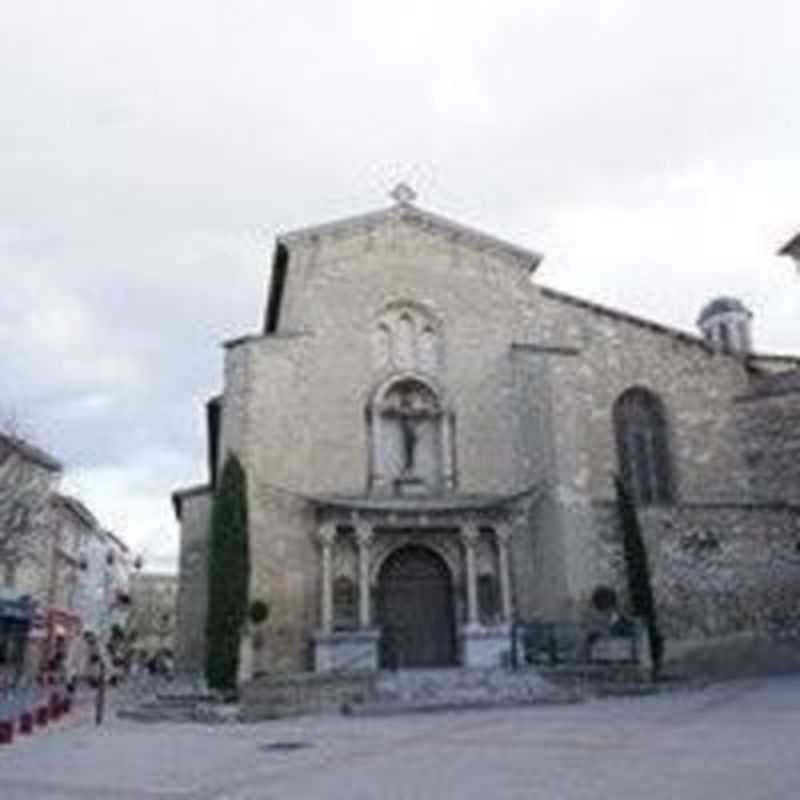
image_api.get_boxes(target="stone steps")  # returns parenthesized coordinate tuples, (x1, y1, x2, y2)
(117, 698, 237, 724)
(350, 668, 575, 715)
(120, 666, 683, 723)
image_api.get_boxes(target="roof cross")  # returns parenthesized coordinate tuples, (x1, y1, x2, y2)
(389, 182, 417, 205)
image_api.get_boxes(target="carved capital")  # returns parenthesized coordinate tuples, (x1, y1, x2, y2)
(494, 523, 513, 547)
(461, 522, 480, 548)
(355, 521, 374, 548)
(317, 523, 338, 548)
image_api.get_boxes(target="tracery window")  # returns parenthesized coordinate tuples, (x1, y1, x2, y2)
(371, 302, 442, 375)
(613, 387, 674, 506)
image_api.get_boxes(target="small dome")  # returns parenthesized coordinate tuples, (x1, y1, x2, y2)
(697, 296, 751, 325)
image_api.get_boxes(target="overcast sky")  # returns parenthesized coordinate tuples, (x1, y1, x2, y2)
(2, 1, 799, 572)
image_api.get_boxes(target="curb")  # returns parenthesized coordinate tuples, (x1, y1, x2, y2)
(0, 689, 75, 747)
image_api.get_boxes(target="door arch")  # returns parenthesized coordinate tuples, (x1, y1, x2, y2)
(377, 545, 457, 669)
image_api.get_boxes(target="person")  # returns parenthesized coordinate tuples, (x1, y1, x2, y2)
(64, 633, 88, 693)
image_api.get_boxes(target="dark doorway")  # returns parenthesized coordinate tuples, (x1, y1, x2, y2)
(377, 546, 457, 669)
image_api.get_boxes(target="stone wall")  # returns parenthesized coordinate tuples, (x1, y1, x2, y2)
(225, 216, 552, 670)
(591, 502, 800, 640)
(537, 290, 755, 506)
(174, 489, 212, 673)
(737, 388, 800, 504)
(174, 204, 799, 675)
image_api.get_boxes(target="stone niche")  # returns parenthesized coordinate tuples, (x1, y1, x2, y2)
(367, 376, 455, 494)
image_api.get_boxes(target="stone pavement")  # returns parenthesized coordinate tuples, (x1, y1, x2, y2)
(0, 675, 798, 799)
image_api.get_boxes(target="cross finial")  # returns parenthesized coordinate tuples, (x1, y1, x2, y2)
(389, 182, 417, 205)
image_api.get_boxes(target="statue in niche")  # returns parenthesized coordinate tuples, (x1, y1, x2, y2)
(384, 384, 436, 476)
(398, 394, 421, 472)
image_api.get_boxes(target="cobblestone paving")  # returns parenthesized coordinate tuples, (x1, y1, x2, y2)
(0, 675, 798, 799)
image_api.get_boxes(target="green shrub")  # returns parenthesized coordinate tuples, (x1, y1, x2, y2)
(205, 454, 250, 690)
(248, 599, 270, 626)
(615, 475, 664, 680)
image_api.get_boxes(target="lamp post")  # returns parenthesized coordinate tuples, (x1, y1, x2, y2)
(93, 549, 114, 725)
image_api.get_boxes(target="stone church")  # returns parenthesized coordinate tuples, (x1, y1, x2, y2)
(173, 189, 800, 676)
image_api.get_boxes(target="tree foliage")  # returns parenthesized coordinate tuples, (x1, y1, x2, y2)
(205, 454, 250, 690)
(0, 424, 61, 573)
(614, 474, 664, 680)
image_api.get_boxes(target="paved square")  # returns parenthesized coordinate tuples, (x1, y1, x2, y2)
(0, 676, 798, 799)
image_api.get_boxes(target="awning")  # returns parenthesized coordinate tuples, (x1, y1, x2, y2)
(0, 597, 34, 623)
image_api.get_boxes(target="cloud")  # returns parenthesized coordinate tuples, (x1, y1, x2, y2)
(2, 1, 799, 569)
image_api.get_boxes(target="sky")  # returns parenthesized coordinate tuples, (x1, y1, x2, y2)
(2, 1, 799, 572)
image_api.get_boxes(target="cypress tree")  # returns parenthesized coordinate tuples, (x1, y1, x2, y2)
(614, 474, 664, 680)
(205, 453, 250, 691)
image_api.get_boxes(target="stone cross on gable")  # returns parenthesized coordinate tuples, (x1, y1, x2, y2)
(389, 182, 417, 205)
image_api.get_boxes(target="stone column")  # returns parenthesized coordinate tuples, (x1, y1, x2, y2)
(495, 523, 513, 623)
(462, 523, 480, 629)
(441, 412, 454, 490)
(318, 523, 337, 634)
(355, 521, 374, 629)
(371, 411, 386, 491)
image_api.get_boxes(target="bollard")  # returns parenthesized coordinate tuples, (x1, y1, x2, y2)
(0, 719, 13, 745)
(19, 711, 33, 734)
(35, 705, 49, 727)
(50, 693, 62, 722)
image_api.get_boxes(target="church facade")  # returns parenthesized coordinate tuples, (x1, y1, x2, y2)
(173, 192, 800, 675)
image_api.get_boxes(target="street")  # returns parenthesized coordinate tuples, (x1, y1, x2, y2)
(0, 675, 798, 799)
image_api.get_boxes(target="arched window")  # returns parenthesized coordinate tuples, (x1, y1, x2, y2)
(372, 302, 442, 375)
(373, 323, 392, 370)
(613, 388, 674, 506)
(718, 322, 732, 354)
(395, 314, 416, 370)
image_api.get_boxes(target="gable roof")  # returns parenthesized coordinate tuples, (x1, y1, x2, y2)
(277, 201, 544, 271)
(263, 200, 544, 334)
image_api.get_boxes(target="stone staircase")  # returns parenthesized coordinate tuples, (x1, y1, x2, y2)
(117, 692, 237, 724)
(348, 668, 575, 716)
(116, 676, 237, 724)
(119, 665, 683, 723)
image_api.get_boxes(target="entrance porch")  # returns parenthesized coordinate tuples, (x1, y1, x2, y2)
(309, 494, 521, 672)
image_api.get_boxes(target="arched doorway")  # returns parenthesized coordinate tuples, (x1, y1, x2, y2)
(377, 546, 457, 669)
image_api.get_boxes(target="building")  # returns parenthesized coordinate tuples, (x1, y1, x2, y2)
(174, 191, 800, 676)
(128, 572, 178, 657)
(40, 494, 90, 667)
(75, 526, 133, 639)
(0, 433, 62, 681)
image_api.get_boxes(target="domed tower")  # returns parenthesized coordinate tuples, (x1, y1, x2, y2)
(697, 297, 753, 355)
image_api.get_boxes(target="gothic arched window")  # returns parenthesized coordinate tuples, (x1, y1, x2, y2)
(613, 387, 674, 506)
(372, 302, 442, 375)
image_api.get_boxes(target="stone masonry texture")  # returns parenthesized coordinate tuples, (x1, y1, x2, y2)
(173, 202, 800, 674)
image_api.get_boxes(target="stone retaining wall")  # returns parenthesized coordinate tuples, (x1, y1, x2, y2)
(591, 502, 800, 640)
(239, 671, 378, 721)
